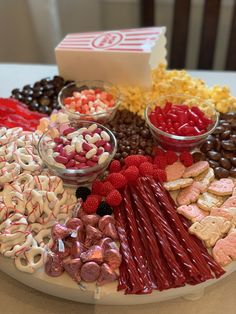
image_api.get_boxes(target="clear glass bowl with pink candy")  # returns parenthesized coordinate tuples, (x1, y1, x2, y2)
(58, 80, 121, 124)
(37, 121, 117, 186)
(145, 94, 219, 152)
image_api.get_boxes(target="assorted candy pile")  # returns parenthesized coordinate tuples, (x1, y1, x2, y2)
(45, 212, 121, 286)
(149, 102, 213, 136)
(63, 88, 116, 115)
(1, 63, 236, 297)
(105, 109, 154, 162)
(11, 76, 70, 115)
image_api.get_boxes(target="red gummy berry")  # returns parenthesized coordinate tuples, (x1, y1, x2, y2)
(83, 195, 100, 214)
(153, 155, 167, 169)
(109, 160, 121, 173)
(124, 166, 139, 182)
(179, 151, 193, 167)
(106, 173, 127, 189)
(124, 155, 142, 167)
(165, 150, 178, 165)
(106, 190, 122, 207)
(99, 181, 115, 196)
(139, 162, 154, 176)
(91, 180, 103, 195)
(153, 169, 167, 182)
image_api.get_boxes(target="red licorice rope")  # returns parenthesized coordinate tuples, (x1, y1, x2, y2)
(147, 177, 214, 281)
(130, 185, 173, 290)
(140, 177, 200, 280)
(136, 179, 187, 287)
(123, 187, 153, 293)
(113, 205, 143, 294)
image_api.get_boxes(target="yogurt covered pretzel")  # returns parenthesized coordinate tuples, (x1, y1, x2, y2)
(15, 245, 45, 273)
(0, 162, 21, 184)
(0, 213, 33, 257)
(14, 147, 42, 172)
(0, 127, 23, 145)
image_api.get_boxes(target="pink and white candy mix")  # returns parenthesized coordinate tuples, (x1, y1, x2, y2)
(48, 123, 112, 169)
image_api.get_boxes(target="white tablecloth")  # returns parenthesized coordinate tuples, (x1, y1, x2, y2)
(0, 63, 236, 314)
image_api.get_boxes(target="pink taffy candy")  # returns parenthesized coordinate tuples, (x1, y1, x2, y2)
(98, 215, 115, 232)
(71, 241, 85, 258)
(97, 263, 117, 286)
(80, 261, 100, 282)
(51, 241, 71, 260)
(51, 223, 72, 241)
(84, 225, 103, 247)
(104, 248, 122, 270)
(44, 252, 64, 277)
(66, 218, 83, 230)
(98, 237, 115, 251)
(63, 258, 82, 283)
(81, 214, 99, 227)
(76, 225, 85, 243)
(80, 245, 103, 264)
(102, 223, 118, 240)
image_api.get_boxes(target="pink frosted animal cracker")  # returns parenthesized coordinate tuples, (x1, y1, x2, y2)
(183, 161, 209, 178)
(177, 204, 208, 222)
(210, 207, 233, 221)
(166, 162, 186, 182)
(208, 178, 234, 196)
(212, 229, 236, 266)
(221, 196, 236, 208)
(189, 216, 231, 247)
(177, 181, 207, 206)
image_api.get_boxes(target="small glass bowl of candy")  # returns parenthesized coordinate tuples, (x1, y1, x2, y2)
(145, 94, 219, 152)
(37, 121, 117, 186)
(58, 80, 121, 125)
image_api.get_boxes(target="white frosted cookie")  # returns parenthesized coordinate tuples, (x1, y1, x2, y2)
(164, 178, 193, 191)
(195, 167, 215, 187)
(197, 192, 226, 212)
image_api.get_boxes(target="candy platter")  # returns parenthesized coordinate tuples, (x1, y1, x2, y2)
(0, 59, 235, 305)
(0, 255, 235, 305)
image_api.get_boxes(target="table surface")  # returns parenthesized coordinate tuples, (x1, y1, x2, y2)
(1, 63, 236, 314)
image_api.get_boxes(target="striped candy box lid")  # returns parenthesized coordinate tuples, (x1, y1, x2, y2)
(56, 27, 165, 53)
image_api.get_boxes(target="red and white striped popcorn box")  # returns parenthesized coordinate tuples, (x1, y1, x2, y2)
(55, 27, 166, 87)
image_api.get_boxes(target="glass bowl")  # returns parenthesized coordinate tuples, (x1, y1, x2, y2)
(58, 80, 121, 124)
(37, 120, 117, 187)
(145, 94, 219, 151)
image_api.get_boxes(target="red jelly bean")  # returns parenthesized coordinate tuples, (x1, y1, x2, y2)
(82, 142, 92, 151)
(96, 140, 106, 147)
(55, 155, 68, 164)
(54, 137, 63, 144)
(87, 160, 97, 167)
(74, 155, 87, 163)
(63, 127, 76, 136)
(103, 142, 112, 152)
(66, 159, 76, 168)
